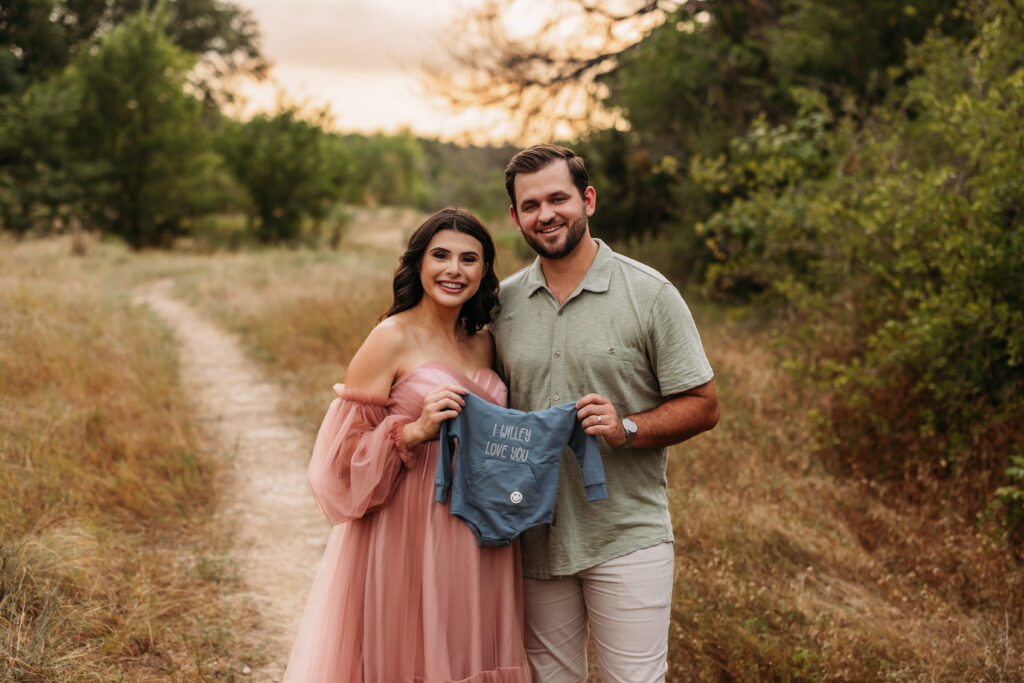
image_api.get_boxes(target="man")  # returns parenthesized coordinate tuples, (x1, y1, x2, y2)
(492, 144, 719, 682)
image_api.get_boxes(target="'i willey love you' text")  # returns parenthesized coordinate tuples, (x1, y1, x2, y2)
(483, 423, 531, 462)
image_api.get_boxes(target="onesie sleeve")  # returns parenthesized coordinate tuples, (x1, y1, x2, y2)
(306, 383, 416, 524)
(568, 419, 608, 502)
(435, 416, 459, 503)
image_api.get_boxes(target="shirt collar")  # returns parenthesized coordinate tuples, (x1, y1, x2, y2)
(524, 238, 614, 297)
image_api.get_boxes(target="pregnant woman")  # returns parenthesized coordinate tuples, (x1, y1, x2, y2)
(283, 208, 528, 682)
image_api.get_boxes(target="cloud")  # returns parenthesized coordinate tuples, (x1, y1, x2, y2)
(244, 0, 455, 74)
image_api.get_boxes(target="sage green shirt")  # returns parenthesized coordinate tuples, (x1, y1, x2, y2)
(493, 240, 713, 578)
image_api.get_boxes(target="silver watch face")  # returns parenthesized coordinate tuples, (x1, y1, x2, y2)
(623, 417, 638, 440)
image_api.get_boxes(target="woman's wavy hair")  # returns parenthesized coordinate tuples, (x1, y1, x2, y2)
(381, 208, 500, 335)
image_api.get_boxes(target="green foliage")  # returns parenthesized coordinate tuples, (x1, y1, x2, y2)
(698, 2, 1024, 502)
(417, 138, 516, 219)
(65, 9, 220, 247)
(216, 107, 342, 243)
(336, 132, 430, 209)
(599, 0, 968, 282)
(611, 0, 966, 149)
(576, 129, 685, 240)
(0, 76, 80, 234)
(0, 9, 240, 245)
(692, 88, 842, 300)
(610, 3, 777, 158)
(0, 0, 263, 98)
(762, 0, 971, 101)
(988, 456, 1024, 542)
(0, 2, 512, 247)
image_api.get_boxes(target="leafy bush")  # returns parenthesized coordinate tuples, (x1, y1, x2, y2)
(216, 106, 342, 244)
(696, 2, 1024, 516)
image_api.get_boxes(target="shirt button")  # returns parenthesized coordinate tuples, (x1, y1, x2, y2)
(608, 347, 615, 354)
(553, 394, 560, 401)
(554, 351, 561, 358)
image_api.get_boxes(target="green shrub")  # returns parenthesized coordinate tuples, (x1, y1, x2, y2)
(696, 1, 1024, 515)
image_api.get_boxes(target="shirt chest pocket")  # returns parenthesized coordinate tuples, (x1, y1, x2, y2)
(578, 342, 650, 412)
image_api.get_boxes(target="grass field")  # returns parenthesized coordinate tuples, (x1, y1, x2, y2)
(0, 236, 248, 680)
(2, 218, 1021, 681)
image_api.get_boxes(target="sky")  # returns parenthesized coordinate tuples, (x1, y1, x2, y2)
(234, 0, 507, 143)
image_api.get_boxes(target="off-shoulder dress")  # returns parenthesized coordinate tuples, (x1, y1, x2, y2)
(283, 361, 529, 683)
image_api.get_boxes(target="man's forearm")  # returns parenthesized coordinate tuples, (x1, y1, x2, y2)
(625, 379, 720, 449)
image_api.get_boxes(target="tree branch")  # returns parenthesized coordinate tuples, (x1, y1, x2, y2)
(421, 0, 683, 141)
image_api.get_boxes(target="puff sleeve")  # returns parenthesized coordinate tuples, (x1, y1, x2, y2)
(306, 384, 416, 524)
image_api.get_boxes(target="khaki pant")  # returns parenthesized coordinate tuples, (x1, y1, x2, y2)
(523, 542, 674, 683)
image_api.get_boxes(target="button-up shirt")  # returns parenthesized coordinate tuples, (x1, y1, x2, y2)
(493, 239, 714, 577)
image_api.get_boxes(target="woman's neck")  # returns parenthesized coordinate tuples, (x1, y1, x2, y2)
(408, 298, 463, 343)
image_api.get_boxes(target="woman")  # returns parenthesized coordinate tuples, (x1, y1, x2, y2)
(284, 208, 528, 682)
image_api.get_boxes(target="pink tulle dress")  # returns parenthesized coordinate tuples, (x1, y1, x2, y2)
(284, 362, 529, 682)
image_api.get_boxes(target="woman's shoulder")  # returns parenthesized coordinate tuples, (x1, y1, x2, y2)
(344, 317, 413, 396)
(368, 314, 413, 346)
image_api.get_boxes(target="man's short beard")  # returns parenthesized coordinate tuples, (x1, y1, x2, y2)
(522, 212, 587, 260)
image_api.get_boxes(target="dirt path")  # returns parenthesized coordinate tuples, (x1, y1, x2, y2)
(137, 280, 328, 681)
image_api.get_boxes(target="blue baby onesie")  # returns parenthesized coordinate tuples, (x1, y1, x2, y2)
(435, 392, 607, 546)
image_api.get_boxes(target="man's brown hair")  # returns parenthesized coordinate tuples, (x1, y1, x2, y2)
(504, 144, 589, 213)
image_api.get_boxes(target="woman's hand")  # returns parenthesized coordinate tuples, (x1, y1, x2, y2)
(402, 384, 467, 450)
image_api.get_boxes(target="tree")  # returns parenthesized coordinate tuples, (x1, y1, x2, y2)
(0, 74, 80, 234)
(65, 9, 221, 247)
(423, 0, 682, 140)
(335, 133, 431, 209)
(217, 107, 341, 243)
(417, 138, 518, 218)
(694, 1, 1024, 521)
(425, 0, 966, 285)
(428, 0, 966, 142)
(0, 0, 264, 98)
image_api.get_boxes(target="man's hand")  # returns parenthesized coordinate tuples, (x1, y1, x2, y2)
(576, 393, 627, 446)
(575, 379, 720, 450)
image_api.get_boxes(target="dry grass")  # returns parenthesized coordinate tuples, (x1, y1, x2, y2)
(664, 308, 1023, 681)
(169, 224, 1023, 680)
(175, 207, 529, 429)
(173, 245, 398, 429)
(159, 222, 1023, 681)
(0, 235, 248, 681)
(6, 216, 1019, 681)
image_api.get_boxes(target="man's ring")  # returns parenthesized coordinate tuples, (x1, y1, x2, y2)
(597, 415, 603, 424)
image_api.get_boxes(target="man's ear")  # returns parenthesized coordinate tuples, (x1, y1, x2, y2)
(509, 204, 522, 230)
(584, 186, 597, 218)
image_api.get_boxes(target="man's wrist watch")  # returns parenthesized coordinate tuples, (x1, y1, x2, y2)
(621, 417, 638, 447)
